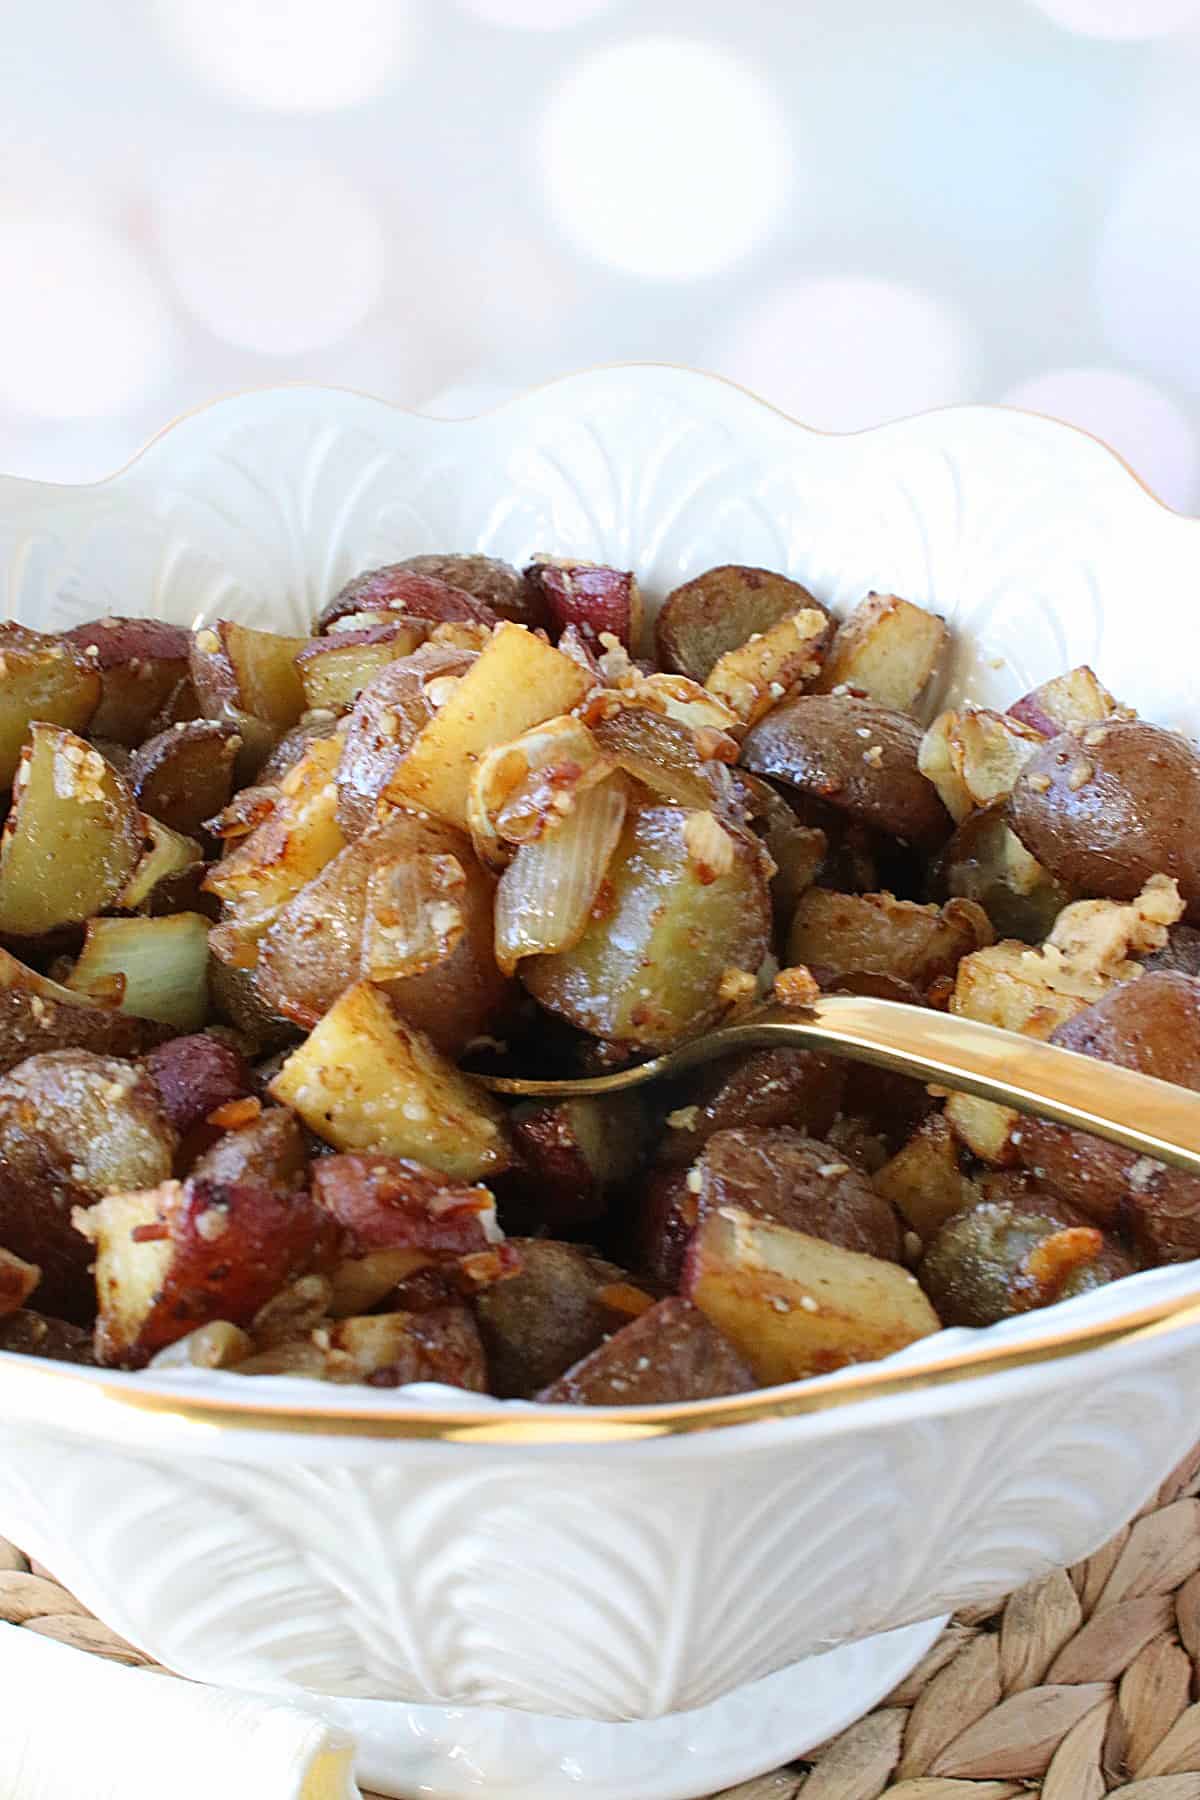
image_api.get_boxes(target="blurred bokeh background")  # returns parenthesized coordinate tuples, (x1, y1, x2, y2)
(2, 0, 1198, 505)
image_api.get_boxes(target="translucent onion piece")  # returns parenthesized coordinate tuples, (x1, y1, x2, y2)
(362, 851, 467, 982)
(495, 775, 628, 977)
(467, 714, 610, 871)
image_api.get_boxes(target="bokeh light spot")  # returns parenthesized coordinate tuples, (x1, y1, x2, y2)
(150, 0, 416, 111)
(712, 276, 975, 431)
(1002, 366, 1199, 511)
(0, 213, 172, 419)
(1095, 113, 1200, 396)
(1026, 0, 1200, 38)
(458, 0, 616, 26)
(535, 38, 791, 280)
(156, 151, 386, 355)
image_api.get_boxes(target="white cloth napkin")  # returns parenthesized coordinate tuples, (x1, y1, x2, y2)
(0, 1627, 362, 1800)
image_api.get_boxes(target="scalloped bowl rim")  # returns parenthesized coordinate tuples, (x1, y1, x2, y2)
(0, 360, 1196, 1444)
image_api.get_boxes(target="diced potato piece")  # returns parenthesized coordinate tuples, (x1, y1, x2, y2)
(0, 623, 100, 785)
(815, 593, 949, 712)
(66, 914, 211, 1032)
(383, 623, 592, 830)
(80, 1175, 338, 1366)
(705, 608, 829, 725)
(918, 708, 1045, 822)
(63, 617, 191, 745)
(522, 804, 771, 1049)
(204, 735, 344, 953)
(685, 1205, 940, 1383)
(523, 557, 642, 651)
(1008, 665, 1121, 738)
(0, 724, 143, 936)
(190, 620, 308, 732)
(130, 720, 241, 838)
(872, 1113, 979, 1243)
(539, 1297, 755, 1404)
(787, 889, 992, 991)
(296, 621, 428, 714)
(268, 981, 511, 1180)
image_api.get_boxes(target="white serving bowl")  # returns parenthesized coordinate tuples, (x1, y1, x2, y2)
(1, 365, 1199, 1800)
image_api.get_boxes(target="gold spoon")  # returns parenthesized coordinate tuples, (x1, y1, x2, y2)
(480, 993, 1200, 1177)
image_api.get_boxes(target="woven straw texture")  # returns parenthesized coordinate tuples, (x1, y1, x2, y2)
(7, 1444, 1200, 1799)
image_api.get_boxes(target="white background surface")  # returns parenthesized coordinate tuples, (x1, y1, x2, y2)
(3, 1, 1200, 507)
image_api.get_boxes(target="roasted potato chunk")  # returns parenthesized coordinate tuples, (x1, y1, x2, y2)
(523, 557, 642, 651)
(787, 889, 991, 992)
(383, 624, 592, 831)
(1008, 665, 1120, 738)
(144, 1032, 253, 1138)
(190, 1107, 307, 1190)
(741, 694, 951, 850)
(316, 566, 498, 635)
(523, 803, 771, 1050)
(63, 617, 191, 745)
(80, 1174, 340, 1365)
(255, 808, 509, 1053)
(0, 978, 168, 1075)
(507, 1093, 649, 1230)
(656, 565, 830, 683)
(631, 1167, 699, 1290)
(473, 1238, 645, 1398)
(295, 621, 428, 715)
(0, 1309, 94, 1363)
(539, 1297, 754, 1404)
(204, 735, 344, 956)
(695, 1128, 901, 1260)
(236, 1305, 488, 1390)
(655, 1047, 846, 1169)
(130, 720, 241, 838)
(1010, 721, 1200, 920)
(334, 644, 476, 838)
(921, 1193, 1134, 1327)
(0, 622, 100, 784)
(872, 1113, 979, 1244)
(268, 981, 511, 1181)
(0, 724, 143, 936)
(685, 1205, 940, 1383)
(931, 802, 1073, 943)
(311, 1152, 497, 1257)
(705, 608, 829, 726)
(0, 1052, 175, 1320)
(388, 553, 528, 624)
(815, 593, 949, 712)
(189, 620, 308, 735)
(1017, 971, 1200, 1259)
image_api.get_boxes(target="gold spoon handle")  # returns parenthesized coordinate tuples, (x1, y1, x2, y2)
(482, 993, 1200, 1178)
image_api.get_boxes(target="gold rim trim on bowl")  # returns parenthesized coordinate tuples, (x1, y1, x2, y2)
(2, 1289, 1199, 1444)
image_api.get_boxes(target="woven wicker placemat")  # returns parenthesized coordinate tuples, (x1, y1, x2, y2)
(6, 1445, 1200, 1799)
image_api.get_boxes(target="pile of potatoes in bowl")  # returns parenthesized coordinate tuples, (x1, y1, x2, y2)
(0, 549, 1194, 1405)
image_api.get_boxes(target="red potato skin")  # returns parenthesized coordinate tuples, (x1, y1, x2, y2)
(506, 1108, 606, 1230)
(655, 565, 831, 684)
(0, 1308, 95, 1362)
(654, 1048, 847, 1169)
(311, 1154, 495, 1257)
(110, 1176, 343, 1365)
(0, 988, 170, 1076)
(144, 1034, 254, 1138)
(1009, 722, 1200, 921)
(189, 1107, 308, 1191)
(64, 617, 191, 671)
(632, 1166, 699, 1291)
(130, 721, 241, 838)
(390, 554, 535, 628)
(523, 560, 641, 651)
(338, 1305, 489, 1390)
(538, 1297, 755, 1404)
(316, 569, 497, 634)
(695, 1127, 903, 1261)
(63, 618, 192, 744)
(741, 694, 951, 850)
